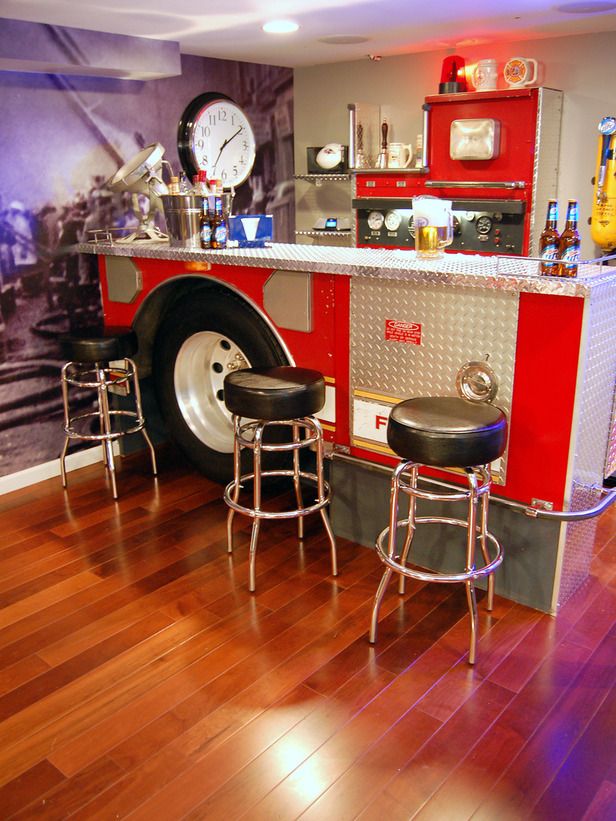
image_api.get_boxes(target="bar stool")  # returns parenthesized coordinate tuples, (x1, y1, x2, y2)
(223, 366, 337, 592)
(60, 326, 157, 499)
(369, 396, 507, 664)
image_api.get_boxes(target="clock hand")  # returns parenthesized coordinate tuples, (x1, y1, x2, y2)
(212, 127, 243, 170)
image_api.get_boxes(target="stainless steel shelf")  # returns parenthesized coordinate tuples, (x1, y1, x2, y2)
(294, 174, 351, 182)
(295, 230, 352, 237)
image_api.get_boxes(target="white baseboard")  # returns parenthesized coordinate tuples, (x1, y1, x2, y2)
(0, 443, 119, 496)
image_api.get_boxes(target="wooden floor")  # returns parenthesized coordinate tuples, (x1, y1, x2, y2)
(0, 447, 615, 820)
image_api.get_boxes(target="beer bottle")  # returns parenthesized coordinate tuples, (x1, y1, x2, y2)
(539, 199, 559, 276)
(210, 196, 227, 250)
(200, 197, 212, 249)
(558, 199, 581, 277)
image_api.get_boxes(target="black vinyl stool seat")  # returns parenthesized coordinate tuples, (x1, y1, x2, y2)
(60, 325, 157, 499)
(370, 396, 507, 665)
(223, 366, 337, 592)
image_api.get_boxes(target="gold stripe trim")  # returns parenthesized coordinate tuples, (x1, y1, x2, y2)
(324, 376, 336, 385)
(320, 423, 336, 432)
(353, 389, 401, 404)
(352, 437, 396, 456)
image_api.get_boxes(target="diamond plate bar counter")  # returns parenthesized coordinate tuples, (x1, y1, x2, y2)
(79, 241, 616, 297)
(79, 240, 616, 614)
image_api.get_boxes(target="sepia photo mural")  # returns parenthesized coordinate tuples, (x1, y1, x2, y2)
(0, 23, 294, 479)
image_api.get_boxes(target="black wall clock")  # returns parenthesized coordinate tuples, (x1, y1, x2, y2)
(177, 92, 257, 189)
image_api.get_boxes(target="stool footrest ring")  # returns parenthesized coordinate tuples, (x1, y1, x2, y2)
(375, 516, 503, 583)
(63, 409, 145, 441)
(224, 470, 331, 519)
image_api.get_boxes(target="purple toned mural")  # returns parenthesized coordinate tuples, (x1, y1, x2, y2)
(0, 24, 294, 479)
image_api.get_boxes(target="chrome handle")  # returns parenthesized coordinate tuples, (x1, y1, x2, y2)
(426, 180, 526, 189)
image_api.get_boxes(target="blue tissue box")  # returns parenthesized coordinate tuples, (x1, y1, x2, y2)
(228, 215, 273, 248)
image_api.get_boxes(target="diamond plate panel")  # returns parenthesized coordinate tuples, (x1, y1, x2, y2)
(529, 89, 563, 256)
(557, 483, 602, 607)
(350, 277, 519, 480)
(569, 279, 616, 485)
(80, 241, 616, 297)
(606, 388, 616, 478)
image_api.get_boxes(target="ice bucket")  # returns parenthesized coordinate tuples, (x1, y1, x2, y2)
(161, 195, 204, 248)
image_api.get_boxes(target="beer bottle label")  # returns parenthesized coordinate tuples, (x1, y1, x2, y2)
(560, 246, 580, 273)
(200, 223, 211, 246)
(541, 243, 559, 261)
(561, 247, 580, 263)
(214, 223, 227, 246)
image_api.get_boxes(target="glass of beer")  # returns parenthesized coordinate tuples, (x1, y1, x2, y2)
(412, 196, 453, 259)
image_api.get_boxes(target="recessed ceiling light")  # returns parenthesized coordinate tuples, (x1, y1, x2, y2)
(318, 35, 371, 45)
(262, 20, 299, 34)
(556, 1, 616, 11)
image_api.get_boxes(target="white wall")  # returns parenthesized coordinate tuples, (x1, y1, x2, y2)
(294, 30, 616, 257)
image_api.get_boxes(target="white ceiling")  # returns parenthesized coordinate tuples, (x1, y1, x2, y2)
(2, 0, 616, 67)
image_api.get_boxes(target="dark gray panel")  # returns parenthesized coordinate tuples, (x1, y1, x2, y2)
(330, 457, 561, 614)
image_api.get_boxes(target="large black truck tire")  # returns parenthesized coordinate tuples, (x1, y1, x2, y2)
(153, 287, 288, 483)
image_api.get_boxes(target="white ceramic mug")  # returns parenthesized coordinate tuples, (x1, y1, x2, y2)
(504, 57, 538, 87)
(472, 59, 498, 92)
(316, 143, 344, 170)
(387, 142, 413, 168)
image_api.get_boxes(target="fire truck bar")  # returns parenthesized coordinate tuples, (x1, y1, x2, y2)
(80, 240, 616, 616)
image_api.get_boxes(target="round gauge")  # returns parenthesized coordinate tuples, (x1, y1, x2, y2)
(407, 215, 415, 238)
(476, 215, 493, 235)
(178, 92, 256, 188)
(453, 215, 461, 236)
(456, 360, 499, 403)
(384, 211, 402, 231)
(367, 211, 384, 231)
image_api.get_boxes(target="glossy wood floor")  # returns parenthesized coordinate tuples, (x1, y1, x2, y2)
(0, 447, 614, 820)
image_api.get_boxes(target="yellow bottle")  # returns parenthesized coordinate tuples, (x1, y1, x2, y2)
(591, 116, 616, 253)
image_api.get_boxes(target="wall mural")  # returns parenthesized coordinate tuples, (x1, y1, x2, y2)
(0, 29, 294, 479)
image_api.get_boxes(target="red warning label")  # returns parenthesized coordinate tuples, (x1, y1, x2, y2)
(385, 319, 422, 345)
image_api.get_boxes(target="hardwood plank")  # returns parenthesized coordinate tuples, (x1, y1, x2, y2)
(10, 755, 123, 820)
(0, 760, 64, 818)
(0, 655, 50, 698)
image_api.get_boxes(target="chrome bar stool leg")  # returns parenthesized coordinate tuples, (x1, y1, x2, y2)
(227, 414, 242, 554)
(97, 363, 118, 499)
(369, 461, 405, 643)
(248, 423, 264, 593)
(313, 417, 337, 578)
(60, 362, 71, 488)
(478, 472, 494, 611)
(292, 423, 305, 540)
(397, 464, 418, 595)
(465, 470, 479, 666)
(128, 358, 158, 477)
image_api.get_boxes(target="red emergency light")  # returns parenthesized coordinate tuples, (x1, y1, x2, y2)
(439, 55, 467, 93)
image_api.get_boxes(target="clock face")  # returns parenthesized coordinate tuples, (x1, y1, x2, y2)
(178, 93, 256, 189)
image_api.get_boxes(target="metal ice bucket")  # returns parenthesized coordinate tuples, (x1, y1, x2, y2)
(161, 195, 204, 248)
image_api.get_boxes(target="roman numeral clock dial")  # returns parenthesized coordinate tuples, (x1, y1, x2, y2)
(178, 92, 256, 188)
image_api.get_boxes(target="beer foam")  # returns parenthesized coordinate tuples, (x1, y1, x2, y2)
(412, 197, 452, 225)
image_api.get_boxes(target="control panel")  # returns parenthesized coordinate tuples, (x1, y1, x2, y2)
(353, 197, 526, 255)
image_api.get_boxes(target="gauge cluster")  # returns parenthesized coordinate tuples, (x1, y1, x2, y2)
(356, 199, 525, 254)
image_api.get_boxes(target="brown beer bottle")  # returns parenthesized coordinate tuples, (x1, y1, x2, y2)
(539, 199, 559, 275)
(558, 199, 581, 277)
